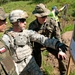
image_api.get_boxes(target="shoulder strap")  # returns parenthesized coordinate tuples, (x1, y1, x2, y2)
(4, 31, 16, 56)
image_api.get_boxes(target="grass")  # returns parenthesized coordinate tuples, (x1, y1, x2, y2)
(70, 71, 75, 75)
(42, 50, 54, 75)
(1, 0, 75, 28)
(0, 1, 75, 75)
(62, 24, 74, 34)
(0, 32, 4, 37)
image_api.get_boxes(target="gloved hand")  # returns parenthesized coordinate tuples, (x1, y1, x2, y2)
(56, 42, 68, 53)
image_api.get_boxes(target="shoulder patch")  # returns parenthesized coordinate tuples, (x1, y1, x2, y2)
(0, 47, 6, 53)
(0, 40, 7, 53)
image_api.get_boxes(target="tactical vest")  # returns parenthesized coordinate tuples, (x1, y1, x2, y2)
(35, 17, 57, 38)
(0, 39, 17, 75)
(5, 30, 32, 62)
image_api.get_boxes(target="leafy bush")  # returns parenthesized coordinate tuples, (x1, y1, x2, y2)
(0, 0, 10, 4)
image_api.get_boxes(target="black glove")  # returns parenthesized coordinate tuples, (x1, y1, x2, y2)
(56, 41, 68, 52)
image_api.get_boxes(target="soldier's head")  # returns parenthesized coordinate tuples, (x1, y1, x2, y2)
(32, 3, 50, 24)
(52, 6, 59, 15)
(52, 6, 57, 10)
(9, 9, 28, 30)
(0, 7, 7, 32)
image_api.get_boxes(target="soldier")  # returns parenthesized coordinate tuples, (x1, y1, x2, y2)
(28, 3, 67, 74)
(0, 7, 17, 75)
(49, 5, 68, 31)
(2, 9, 67, 75)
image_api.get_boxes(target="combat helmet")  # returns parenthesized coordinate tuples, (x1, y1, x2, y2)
(9, 9, 28, 23)
(0, 7, 7, 20)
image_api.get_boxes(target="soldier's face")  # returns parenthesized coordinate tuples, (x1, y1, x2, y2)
(18, 18, 26, 29)
(37, 16, 47, 24)
(0, 19, 7, 32)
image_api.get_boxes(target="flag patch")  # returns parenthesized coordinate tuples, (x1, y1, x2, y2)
(0, 47, 6, 53)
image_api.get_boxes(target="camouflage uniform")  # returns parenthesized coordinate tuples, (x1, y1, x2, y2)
(2, 9, 67, 75)
(0, 7, 17, 75)
(0, 39, 17, 75)
(29, 17, 61, 41)
(29, 17, 62, 67)
(28, 3, 62, 67)
(2, 29, 59, 75)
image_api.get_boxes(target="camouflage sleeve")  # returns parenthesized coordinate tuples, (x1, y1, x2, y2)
(52, 19, 62, 42)
(46, 18, 62, 42)
(28, 30, 59, 49)
(2, 34, 11, 48)
(55, 25, 62, 42)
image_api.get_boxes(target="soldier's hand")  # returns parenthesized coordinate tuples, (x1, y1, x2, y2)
(58, 51, 66, 60)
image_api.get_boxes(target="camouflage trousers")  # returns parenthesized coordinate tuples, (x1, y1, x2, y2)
(14, 55, 43, 75)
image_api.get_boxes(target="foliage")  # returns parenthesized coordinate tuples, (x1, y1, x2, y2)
(62, 24, 74, 34)
(1, 0, 74, 29)
(42, 51, 54, 75)
(0, 1, 36, 28)
(42, 50, 49, 56)
(0, 32, 4, 37)
(70, 71, 75, 75)
(0, 0, 10, 5)
(42, 59, 54, 75)
(31, 0, 52, 3)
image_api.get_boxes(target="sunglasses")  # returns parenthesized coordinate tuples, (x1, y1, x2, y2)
(18, 18, 26, 23)
(41, 16, 47, 18)
(2, 19, 6, 22)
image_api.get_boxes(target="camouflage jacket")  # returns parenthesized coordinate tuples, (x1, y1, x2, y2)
(2, 29, 59, 62)
(0, 38, 17, 75)
(29, 17, 62, 41)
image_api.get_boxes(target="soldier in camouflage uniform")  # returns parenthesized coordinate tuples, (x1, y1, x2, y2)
(0, 7, 17, 75)
(28, 3, 67, 73)
(2, 9, 67, 75)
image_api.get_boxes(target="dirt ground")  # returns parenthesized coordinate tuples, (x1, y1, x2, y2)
(42, 30, 75, 75)
(42, 50, 75, 75)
